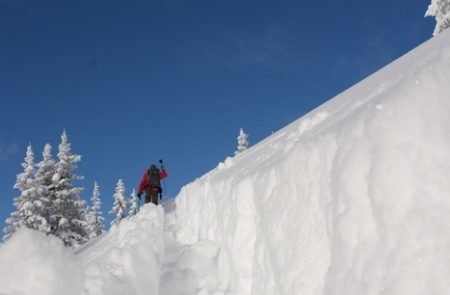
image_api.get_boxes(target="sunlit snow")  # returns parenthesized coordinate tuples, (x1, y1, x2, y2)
(1, 29, 450, 295)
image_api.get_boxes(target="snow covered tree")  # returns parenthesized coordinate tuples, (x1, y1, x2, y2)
(234, 128, 249, 156)
(425, 0, 450, 35)
(3, 145, 38, 240)
(50, 130, 88, 247)
(110, 179, 128, 225)
(86, 182, 104, 239)
(128, 188, 139, 217)
(33, 143, 56, 234)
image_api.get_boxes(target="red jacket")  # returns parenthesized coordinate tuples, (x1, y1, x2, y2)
(138, 168, 167, 195)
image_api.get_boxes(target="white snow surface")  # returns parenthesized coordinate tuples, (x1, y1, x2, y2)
(174, 30, 450, 294)
(0, 228, 84, 295)
(1, 30, 450, 295)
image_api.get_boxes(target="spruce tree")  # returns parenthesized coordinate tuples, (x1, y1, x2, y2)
(426, 0, 450, 35)
(110, 179, 127, 225)
(50, 130, 88, 247)
(128, 188, 139, 216)
(86, 182, 104, 239)
(234, 128, 250, 156)
(33, 143, 56, 234)
(3, 145, 38, 240)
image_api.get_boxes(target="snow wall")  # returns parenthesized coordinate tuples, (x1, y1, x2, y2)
(174, 30, 450, 294)
(0, 204, 165, 295)
(79, 205, 165, 295)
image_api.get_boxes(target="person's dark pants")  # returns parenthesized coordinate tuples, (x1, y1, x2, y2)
(145, 187, 159, 205)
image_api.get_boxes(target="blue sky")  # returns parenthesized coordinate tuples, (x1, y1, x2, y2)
(0, 0, 435, 228)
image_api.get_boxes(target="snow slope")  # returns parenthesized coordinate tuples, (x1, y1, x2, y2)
(0, 205, 166, 295)
(174, 30, 450, 295)
(1, 28, 450, 295)
(0, 201, 226, 295)
(79, 205, 165, 295)
(0, 228, 84, 295)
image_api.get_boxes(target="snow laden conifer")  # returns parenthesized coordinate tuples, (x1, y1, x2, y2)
(33, 143, 56, 234)
(234, 128, 249, 156)
(50, 130, 88, 247)
(3, 145, 39, 240)
(110, 179, 128, 225)
(86, 182, 104, 239)
(425, 0, 450, 35)
(128, 188, 139, 216)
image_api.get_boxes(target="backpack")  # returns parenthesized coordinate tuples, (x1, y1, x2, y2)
(147, 167, 160, 188)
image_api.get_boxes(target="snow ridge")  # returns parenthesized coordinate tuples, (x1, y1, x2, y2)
(2, 28, 450, 295)
(175, 30, 450, 295)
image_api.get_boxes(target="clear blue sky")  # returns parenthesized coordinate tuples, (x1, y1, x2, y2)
(0, 0, 435, 227)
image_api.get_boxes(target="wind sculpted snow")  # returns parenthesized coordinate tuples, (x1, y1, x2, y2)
(1, 28, 450, 295)
(78, 204, 165, 295)
(0, 205, 166, 295)
(0, 228, 84, 295)
(174, 30, 450, 295)
(0, 202, 226, 295)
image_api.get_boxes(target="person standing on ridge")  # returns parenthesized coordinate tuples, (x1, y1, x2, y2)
(137, 161, 167, 205)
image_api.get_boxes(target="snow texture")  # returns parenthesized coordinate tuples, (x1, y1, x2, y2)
(79, 204, 165, 295)
(1, 26, 450, 295)
(174, 29, 450, 294)
(0, 228, 84, 295)
(426, 0, 450, 35)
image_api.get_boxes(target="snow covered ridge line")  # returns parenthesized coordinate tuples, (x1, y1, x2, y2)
(188, 30, 450, 203)
(1, 27, 449, 295)
(200, 31, 448, 183)
(0, 204, 165, 295)
(242, 30, 448, 161)
(174, 30, 450, 294)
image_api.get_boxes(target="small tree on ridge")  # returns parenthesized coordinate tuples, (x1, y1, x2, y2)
(110, 179, 127, 225)
(234, 128, 249, 156)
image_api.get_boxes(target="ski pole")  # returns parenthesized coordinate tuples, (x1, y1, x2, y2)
(159, 159, 168, 198)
